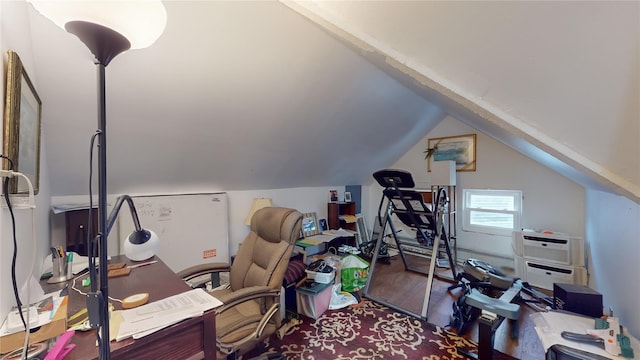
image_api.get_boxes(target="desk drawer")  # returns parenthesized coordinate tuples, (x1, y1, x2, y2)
(111, 315, 213, 360)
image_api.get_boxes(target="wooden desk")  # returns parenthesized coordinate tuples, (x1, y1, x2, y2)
(42, 255, 216, 360)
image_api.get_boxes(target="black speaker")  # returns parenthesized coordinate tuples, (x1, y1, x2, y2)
(553, 283, 603, 318)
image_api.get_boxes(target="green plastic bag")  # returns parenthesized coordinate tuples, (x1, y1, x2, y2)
(340, 255, 369, 292)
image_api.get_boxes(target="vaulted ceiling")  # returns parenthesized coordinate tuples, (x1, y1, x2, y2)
(24, 1, 639, 202)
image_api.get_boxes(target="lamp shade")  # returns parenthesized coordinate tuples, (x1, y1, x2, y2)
(27, 1, 167, 50)
(245, 198, 273, 225)
(123, 229, 159, 261)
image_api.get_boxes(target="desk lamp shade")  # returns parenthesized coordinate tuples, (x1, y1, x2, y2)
(123, 229, 159, 261)
(245, 198, 273, 225)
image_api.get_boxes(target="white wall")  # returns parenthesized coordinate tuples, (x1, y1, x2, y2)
(367, 115, 585, 269)
(0, 1, 52, 319)
(50, 186, 354, 266)
(366, 114, 640, 340)
(227, 187, 349, 254)
(585, 190, 640, 338)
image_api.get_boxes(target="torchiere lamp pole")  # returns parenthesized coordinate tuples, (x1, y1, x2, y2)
(64, 24, 131, 359)
(27, 3, 166, 359)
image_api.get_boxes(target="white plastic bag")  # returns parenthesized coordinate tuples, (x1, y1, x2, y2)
(328, 283, 357, 310)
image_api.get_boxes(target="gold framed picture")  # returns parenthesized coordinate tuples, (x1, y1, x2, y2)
(427, 133, 476, 172)
(3, 50, 42, 194)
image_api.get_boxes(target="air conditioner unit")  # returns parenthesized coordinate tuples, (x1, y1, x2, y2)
(514, 257, 588, 290)
(512, 230, 584, 266)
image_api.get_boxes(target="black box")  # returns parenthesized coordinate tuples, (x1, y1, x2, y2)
(553, 283, 603, 318)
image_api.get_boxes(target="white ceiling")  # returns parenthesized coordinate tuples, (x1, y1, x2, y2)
(287, 0, 639, 202)
(23, 1, 640, 201)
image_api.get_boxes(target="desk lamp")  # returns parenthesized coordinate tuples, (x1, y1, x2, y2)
(27, 2, 166, 359)
(108, 195, 159, 261)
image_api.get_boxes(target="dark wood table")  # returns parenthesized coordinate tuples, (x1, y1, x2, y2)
(42, 255, 216, 360)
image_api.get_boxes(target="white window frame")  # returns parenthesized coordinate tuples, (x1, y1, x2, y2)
(462, 189, 522, 236)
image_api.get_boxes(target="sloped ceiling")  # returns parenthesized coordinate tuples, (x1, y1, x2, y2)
(28, 1, 444, 196)
(284, 0, 639, 203)
(26, 1, 639, 202)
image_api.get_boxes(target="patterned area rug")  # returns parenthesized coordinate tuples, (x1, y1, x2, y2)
(244, 300, 516, 360)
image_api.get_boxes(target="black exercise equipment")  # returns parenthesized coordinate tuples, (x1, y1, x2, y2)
(362, 169, 457, 320)
(449, 258, 554, 360)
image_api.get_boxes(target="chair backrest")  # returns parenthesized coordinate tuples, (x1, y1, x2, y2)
(383, 188, 436, 232)
(229, 207, 302, 292)
(374, 169, 436, 232)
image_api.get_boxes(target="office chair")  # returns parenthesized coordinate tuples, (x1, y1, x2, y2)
(177, 207, 302, 359)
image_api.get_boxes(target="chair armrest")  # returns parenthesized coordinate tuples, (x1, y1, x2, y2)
(214, 286, 280, 310)
(177, 262, 231, 282)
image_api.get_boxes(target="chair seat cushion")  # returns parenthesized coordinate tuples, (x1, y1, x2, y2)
(214, 294, 264, 340)
(211, 288, 279, 354)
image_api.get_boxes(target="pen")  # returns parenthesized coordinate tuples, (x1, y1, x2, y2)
(127, 260, 157, 269)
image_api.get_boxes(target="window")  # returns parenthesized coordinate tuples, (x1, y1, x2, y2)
(462, 189, 522, 236)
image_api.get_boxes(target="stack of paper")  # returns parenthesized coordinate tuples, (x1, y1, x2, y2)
(338, 215, 357, 223)
(6, 307, 38, 333)
(115, 288, 222, 341)
(0, 295, 62, 336)
(0, 292, 67, 354)
(323, 228, 356, 237)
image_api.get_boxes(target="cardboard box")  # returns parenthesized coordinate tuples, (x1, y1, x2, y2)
(553, 283, 602, 318)
(296, 282, 332, 320)
(0, 296, 67, 354)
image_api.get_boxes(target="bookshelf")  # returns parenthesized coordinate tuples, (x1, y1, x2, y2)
(327, 202, 356, 231)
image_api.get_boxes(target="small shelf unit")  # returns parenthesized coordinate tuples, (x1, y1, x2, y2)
(327, 202, 356, 231)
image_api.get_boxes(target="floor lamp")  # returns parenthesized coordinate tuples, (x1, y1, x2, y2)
(28, 3, 166, 359)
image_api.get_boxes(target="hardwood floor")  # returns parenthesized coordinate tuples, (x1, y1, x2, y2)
(365, 253, 547, 359)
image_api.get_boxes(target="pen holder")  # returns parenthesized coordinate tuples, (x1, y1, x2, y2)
(47, 257, 70, 284)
